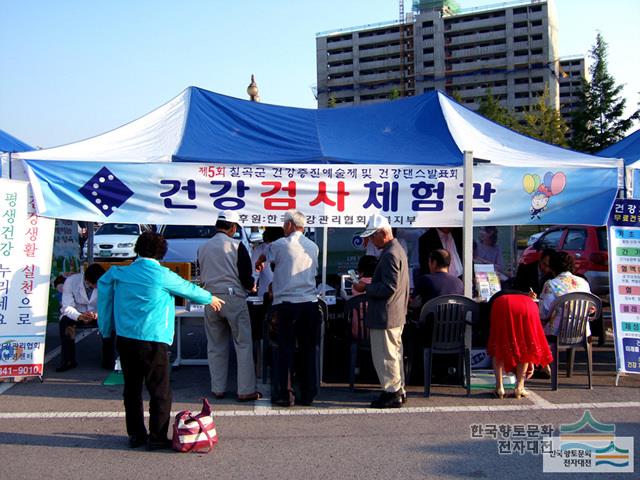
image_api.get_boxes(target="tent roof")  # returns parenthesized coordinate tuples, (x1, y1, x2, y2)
(597, 129, 640, 167)
(16, 86, 617, 168)
(0, 129, 32, 153)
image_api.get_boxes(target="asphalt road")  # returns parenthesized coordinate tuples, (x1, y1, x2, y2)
(0, 327, 638, 479)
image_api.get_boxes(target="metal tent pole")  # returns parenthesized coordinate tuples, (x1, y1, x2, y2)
(463, 151, 474, 298)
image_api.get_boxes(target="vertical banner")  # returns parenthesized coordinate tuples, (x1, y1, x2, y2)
(0, 179, 55, 378)
(608, 199, 640, 376)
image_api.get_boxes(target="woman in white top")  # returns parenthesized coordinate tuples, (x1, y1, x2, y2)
(539, 251, 591, 336)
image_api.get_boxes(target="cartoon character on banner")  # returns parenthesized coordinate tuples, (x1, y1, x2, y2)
(523, 171, 566, 219)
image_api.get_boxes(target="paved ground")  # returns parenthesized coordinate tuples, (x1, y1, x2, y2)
(0, 326, 638, 479)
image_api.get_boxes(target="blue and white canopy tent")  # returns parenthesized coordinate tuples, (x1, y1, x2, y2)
(0, 129, 32, 153)
(10, 86, 619, 226)
(0, 128, 33, 176)
(598, 129, 640, 199)
(6, 86, 622, 295)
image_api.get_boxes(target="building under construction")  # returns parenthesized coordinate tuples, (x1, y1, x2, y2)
(316, 0, 583, 126)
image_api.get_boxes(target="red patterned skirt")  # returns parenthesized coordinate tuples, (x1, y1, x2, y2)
(487, 294, 553, 373)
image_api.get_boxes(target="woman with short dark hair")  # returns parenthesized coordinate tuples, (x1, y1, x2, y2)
(98, 232, 224, 450)
(539, 251, 591, 336)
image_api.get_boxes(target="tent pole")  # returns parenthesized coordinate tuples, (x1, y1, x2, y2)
(87, 222, 94, 264)
(321, 226, 328, 296)
(320, 225, 328, 385)
(463, 151, 473, 298)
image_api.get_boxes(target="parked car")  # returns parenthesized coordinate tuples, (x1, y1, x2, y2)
(159, 224, 256, 278)
(527, 230, 546, 246)
(83, 223, 153, 260)
(519, 226, 609, 296)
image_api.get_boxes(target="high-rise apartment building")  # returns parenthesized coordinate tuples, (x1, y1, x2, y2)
(316, 0, 567, 118)
(558, 55, 587, 131)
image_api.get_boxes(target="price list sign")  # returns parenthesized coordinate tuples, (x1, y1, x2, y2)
(608, 199, 640, 375)
(0, 179, 55, 378)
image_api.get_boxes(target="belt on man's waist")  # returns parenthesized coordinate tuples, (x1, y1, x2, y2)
(209, 287, 246, 296)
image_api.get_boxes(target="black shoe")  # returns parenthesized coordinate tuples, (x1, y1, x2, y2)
(370, 391, 402, 409)
(272, 398, 294, 407)
(532, 367, 551, 380)
(296, 398, 314, 407)
(56, 362, 78, 372)
(147, 438, 172, 451)
(128, 434, 148, 449)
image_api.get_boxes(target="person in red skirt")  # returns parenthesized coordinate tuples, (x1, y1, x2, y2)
(487, 291, 553, 399)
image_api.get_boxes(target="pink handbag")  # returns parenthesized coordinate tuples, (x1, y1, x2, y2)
(172, 398, 218, 453)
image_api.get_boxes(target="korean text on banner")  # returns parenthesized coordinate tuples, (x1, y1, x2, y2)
(0, 178, 55, 379)
(608, 199, 640, 376)
(23, 161, 618, 227)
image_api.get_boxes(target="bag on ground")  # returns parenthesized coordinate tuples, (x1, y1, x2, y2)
(172, 398, 218, 453)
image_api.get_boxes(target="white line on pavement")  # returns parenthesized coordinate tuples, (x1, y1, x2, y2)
(1, 401, 639, 420)
(527, 390, 555, 407)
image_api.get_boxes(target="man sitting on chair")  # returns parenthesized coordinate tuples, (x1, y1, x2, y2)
(414, 249, 463, 305)
(57, 263, 114, 372)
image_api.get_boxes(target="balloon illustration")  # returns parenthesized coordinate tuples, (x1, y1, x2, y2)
(532, 174, 541, 192)
(523, 174, 542, 194)
(523, 174, 535, 194)
(522, 171, 567, 219)
(550, 172, 566, 195)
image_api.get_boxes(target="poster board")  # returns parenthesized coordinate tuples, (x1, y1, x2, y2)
(608, 199, 640, 377)
(0, 179, 55, 379)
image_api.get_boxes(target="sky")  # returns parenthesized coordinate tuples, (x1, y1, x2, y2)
(1, 0, 639, 149)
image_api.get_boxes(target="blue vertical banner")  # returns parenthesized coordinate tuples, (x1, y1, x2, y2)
(608, 199, 640, 376)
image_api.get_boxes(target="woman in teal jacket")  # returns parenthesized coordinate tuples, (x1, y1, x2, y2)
(98, 232, 224, 450)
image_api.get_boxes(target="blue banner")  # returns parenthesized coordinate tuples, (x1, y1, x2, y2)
(24, 160, 618, 227)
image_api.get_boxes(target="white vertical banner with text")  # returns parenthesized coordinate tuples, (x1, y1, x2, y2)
(0, 178, 55, 378)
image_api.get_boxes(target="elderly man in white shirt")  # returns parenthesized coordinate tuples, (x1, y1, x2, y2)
(256, 210, 320, 407)
(58, 263, 114, 372)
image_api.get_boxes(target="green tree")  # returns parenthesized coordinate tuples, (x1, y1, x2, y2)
(570, 33, 638, 152)
(327, 94, 337, 108)
(477, 89, 517, 129)
(388, 88, 401, 100)
(449, 89, 463, 103)
(522, 86, 568, 146)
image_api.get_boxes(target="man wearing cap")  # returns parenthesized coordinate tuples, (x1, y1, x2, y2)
(198, 211, 261, 402)
(353, 213, 410, 408)
(257, 209, 320, 407)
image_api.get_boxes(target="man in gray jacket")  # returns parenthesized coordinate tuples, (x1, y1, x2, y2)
(353, 213, 410, 408)
(198, 211, 261, 402)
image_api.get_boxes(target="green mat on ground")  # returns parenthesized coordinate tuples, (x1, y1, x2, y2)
(103, 371, 124, 385)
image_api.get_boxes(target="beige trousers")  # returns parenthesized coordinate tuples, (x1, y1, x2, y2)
(369, 326, 405, 393)
(204, 293, 256, 395)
